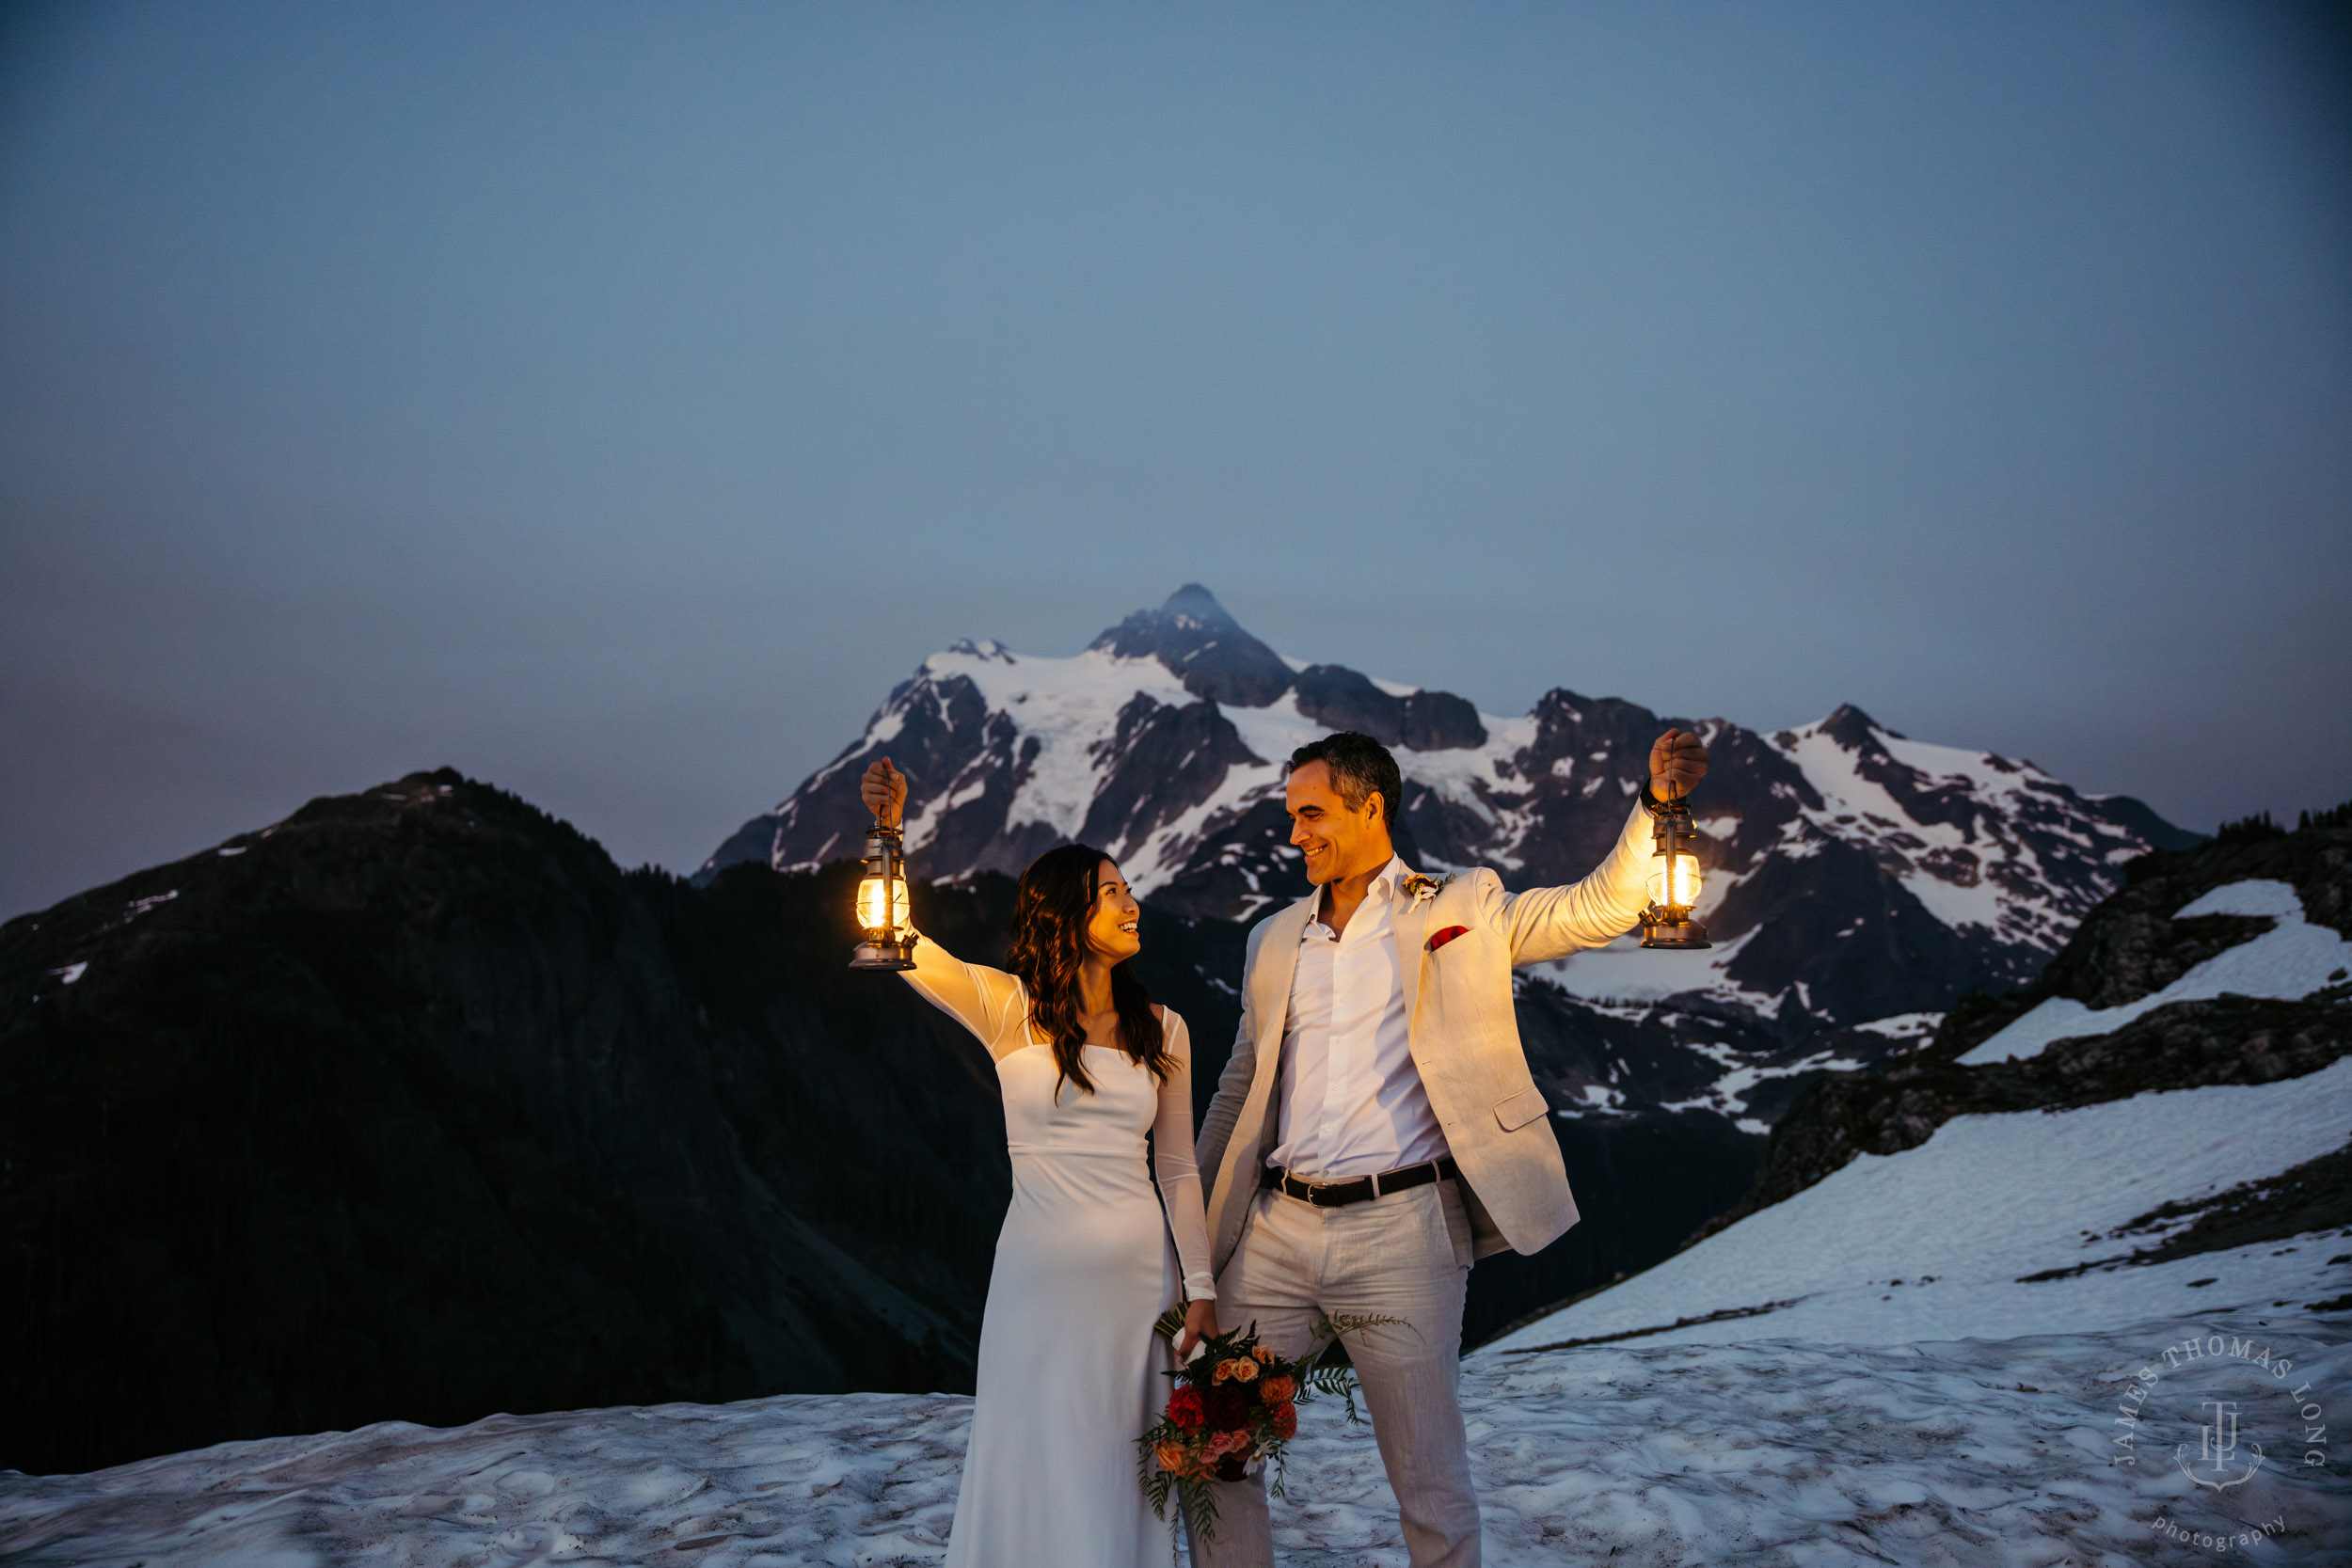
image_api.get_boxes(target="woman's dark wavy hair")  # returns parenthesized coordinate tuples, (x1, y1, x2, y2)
(1007, 843, 1170, 1099)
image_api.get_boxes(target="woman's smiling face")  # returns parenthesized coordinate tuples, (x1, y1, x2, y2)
(1086, 860, 1142, 963)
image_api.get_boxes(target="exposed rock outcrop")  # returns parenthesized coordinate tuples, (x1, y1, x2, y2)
(1693, 820, 2352, 1245)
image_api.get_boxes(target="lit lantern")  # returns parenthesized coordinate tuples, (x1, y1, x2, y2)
(1639, 794, 1711, 950)
(849, 818, 918, 971)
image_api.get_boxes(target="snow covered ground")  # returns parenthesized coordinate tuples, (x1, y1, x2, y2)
(6, 1323, 2346, 1566)
(1490, 1058, 2352, 1354)
(7, 1065, 2346, 1568)
(1960, 881, 2352, 1067)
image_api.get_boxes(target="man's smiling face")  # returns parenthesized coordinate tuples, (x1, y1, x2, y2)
(1284, 760, 1392, 887)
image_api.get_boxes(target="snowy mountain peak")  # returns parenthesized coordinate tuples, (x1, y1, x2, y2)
(701, 589, 2195, 1044)
(1809, 702, 1905, 750)
(1087, 584, 1295, 708)
(1136, 581, 1241, 635)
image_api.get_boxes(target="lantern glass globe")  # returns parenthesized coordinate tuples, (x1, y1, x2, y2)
(1646, 852, 1702, 910)
(857, 875, 910, 932)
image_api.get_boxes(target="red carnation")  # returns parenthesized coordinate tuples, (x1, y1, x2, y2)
(1204, 1385, 1252, 1432)
(1167, 1388, 1206, 1431)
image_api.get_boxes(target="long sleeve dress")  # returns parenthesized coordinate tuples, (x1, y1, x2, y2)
(902, 940, 1216, 1568)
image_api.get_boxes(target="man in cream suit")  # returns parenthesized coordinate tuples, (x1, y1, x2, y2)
(1191, 727, 1708, 1568)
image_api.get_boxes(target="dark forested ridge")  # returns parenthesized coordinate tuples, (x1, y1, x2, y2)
(0, 772, 1030, 1475)
(2, 768, 1762, 1473)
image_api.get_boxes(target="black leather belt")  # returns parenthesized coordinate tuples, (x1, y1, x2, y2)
(1269, 1157, 1459, 1208)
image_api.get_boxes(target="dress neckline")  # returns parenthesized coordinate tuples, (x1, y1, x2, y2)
(1011, 980, 1178, 1050)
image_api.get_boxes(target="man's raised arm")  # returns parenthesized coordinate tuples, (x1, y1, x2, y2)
(1502, 727, 1709, 967)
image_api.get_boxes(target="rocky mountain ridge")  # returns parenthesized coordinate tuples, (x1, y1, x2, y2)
(705, 584, 2199, 1125)
(1692, 815, 2352, 1254)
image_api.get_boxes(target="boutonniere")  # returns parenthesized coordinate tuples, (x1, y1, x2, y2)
(1398, 871, 1453, 906)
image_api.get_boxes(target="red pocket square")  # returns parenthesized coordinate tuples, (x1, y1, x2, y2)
(1426, 925, 1470, 952)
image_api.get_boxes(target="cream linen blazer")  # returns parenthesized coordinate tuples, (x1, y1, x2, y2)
(1196, 800, 1656, 1266)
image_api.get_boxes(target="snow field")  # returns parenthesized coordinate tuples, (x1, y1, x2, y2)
(6, 1328, 2345, 1565)
(7, 1053, 2345, 1564)
(1492, 1057, 2352, 1354)
(1961, 880, 2352, 1066)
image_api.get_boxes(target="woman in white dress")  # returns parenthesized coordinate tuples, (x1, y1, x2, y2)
(859, 757, 1220, 1568)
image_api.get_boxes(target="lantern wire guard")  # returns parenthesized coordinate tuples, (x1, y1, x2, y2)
(849, 818, 919, 971)
(1638, 792, 1711, 950)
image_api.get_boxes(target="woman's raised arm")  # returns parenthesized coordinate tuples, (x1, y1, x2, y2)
(861, 753, 1029, 1057)
(901, 936, 1029, 1058)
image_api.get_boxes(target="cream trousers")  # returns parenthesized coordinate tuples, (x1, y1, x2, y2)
(1190, 1178, 1480, 1568)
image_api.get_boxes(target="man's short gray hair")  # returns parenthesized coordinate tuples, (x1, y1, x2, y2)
(1286, 731, 1404, 832)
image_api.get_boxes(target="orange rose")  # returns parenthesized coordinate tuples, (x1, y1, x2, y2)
(1253, 1345, 1277, 1364)
(1258, 1375, 1296, 1404)
(1270, 1402, 1297, 1440)
(1154, 1439, 1188, 1473)
(1221, 1357, 1259, 1384)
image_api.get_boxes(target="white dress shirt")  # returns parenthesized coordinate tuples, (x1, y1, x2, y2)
(1268, 856, 1452, 1180)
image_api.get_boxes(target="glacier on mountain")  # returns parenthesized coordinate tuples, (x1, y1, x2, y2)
(702, 587, 2195, 1108)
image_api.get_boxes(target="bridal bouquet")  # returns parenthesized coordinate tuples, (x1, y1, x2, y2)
(1137, 1309, 1398, 1544)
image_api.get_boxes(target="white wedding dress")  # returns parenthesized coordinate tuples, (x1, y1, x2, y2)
(903, 943, 1216, 1568)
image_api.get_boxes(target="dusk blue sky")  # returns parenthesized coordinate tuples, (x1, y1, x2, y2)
(3, 2, 2347, 918)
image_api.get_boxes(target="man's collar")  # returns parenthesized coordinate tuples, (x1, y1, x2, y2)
(1307, 853, 1414, 927)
